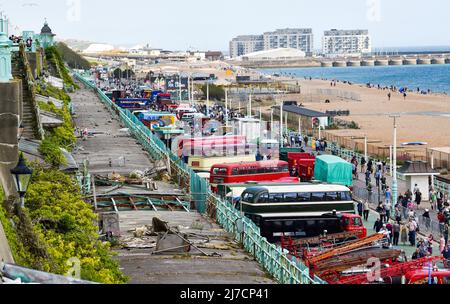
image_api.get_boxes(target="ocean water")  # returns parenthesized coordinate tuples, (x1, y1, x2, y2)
(259, 64, 450, 94)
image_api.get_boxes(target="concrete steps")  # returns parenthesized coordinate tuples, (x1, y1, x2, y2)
(11, 54, 38, 140)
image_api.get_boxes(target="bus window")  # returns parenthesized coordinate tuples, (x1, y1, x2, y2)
(213, 168, 228, 175)
(232, 168, 239, 175)
(324, 192, 339, 201)
(282, 165, 289, 172)
(256, 167, 265, 174)
(242, 192, 254, 203)
(297, 192, 311, 202)
(239, 168, 248, 175)
(311, 192, 326, 202)
(269, 193, 284, 203)
(284, 193, 298, 203)
(339, 192, 352, 201)
(259, 193, 269, 204)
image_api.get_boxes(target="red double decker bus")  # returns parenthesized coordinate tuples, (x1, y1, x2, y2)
(210, 161, 299, 191)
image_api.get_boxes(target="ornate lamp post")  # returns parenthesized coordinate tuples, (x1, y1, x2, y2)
(10, 154, 33, 208)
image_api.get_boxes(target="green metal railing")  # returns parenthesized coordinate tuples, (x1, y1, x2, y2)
(74, 72, 326, 285)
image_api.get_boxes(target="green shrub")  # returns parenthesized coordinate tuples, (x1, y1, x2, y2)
(24, 163, 127, 283)
(45, 46, 79, 89)
(38, 137, 66, 168)
(201, 83, 225, 101)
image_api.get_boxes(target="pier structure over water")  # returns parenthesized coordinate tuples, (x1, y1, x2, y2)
(227, 53, 450, 69)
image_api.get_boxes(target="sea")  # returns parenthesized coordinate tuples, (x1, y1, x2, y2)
(258, 64, 450, 94)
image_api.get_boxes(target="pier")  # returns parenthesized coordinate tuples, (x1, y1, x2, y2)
(228, 54, 450, 69)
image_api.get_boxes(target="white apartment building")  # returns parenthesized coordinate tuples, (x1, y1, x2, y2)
(263, 28, 313, 56)
(229, 28, 314, 58)
(229, 35, 264, 58)
(322, 29, 372, 57)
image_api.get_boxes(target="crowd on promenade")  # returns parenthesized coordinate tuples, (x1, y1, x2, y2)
(347, 154, 450, 260)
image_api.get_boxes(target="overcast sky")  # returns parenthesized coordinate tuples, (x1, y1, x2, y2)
(2, 0, 449, 51)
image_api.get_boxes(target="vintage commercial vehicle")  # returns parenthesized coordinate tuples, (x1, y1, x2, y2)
(238, 184, 366, 242)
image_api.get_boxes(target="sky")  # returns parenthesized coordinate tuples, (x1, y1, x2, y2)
(1, 0, 449, 52)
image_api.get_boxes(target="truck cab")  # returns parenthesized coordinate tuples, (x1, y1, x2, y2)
(337, 213, 367, 239)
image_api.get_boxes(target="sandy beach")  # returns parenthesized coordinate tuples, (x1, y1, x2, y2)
(292, 78, 450, 154)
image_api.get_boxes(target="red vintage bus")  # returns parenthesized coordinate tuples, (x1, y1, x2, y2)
(210, 161, 299, 191)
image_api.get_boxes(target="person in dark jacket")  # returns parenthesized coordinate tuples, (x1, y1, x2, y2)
(357, 202, 363, 217)
(423, 209, 431, 230)
(374, 218, 383, 233)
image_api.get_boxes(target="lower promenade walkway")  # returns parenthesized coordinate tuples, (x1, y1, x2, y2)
(70, 83, 275, 284)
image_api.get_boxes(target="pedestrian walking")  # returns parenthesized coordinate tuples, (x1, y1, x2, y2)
(357, 201, 363, 217)
(395, 206, 402, 222)
(415, 190, 422, 207)
(385, 201, 392, 221)
(376, 203, 386, 223)
(360, 157, 366, 174)
(365, 170, 371, 187)
(374, 218, 383, 233)
(423, 209, 431, 230)
(381, 175, 387, 192)
(393, 221, 401, 246)
(440, 235, 446, 254)
(408, 218, 418, 246)
(363, 201, 370, 221)
(400, 223, 408, 245)
(375, 169, 382, 188)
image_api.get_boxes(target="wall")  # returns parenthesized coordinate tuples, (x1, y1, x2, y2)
(0, 80, 21, 264)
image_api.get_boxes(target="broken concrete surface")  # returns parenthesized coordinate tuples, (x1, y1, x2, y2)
(115, 211, 275, 284)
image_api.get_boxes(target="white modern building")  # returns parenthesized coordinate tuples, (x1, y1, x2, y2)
(229, 35, 264, 58)
(263, 28, 313, 56)
(322, 29, 372, 57)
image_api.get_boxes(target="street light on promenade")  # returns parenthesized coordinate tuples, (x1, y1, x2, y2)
(390, 115, 400, 213)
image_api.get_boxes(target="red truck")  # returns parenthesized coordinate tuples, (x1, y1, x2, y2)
(288, 152, 316, 182)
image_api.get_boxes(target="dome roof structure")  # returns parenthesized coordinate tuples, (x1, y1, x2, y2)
(40, 21, 55, 35)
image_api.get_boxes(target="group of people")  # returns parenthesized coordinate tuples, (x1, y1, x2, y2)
(8, 35, 22, 43)
(282, 133, 309, 149)
(8, 35, 33, 49)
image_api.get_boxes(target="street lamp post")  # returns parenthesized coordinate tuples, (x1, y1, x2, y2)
(364, 135, 368, 163)
(280, 98, 284, 148)
(10, 154, 33, 208)
(206, 81, 210, 117)
(390, 115, 400, 212)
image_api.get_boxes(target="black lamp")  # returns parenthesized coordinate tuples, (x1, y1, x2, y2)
(10, 154, 33, 208)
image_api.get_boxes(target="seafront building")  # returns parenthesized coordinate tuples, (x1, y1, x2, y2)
(322, 29, 371, 57)
(229, 35, 264, 58)
(229, 28, 313, 58)
(263, 28, 313, 56)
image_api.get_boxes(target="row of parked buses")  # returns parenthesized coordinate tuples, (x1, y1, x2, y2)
(184, 137, 367, 243)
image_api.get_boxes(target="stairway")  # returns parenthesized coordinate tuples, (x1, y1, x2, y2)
(11, 51, 38, 140)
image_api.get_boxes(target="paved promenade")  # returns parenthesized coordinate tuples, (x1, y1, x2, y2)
(70, 84, 275, 284)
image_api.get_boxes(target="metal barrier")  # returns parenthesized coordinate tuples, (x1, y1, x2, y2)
(74, 73, 325, 284)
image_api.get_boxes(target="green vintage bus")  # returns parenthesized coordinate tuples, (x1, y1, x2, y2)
(237, 184, 361, 242)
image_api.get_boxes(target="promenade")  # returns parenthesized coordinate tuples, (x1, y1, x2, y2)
(70, 83, 275, 284)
